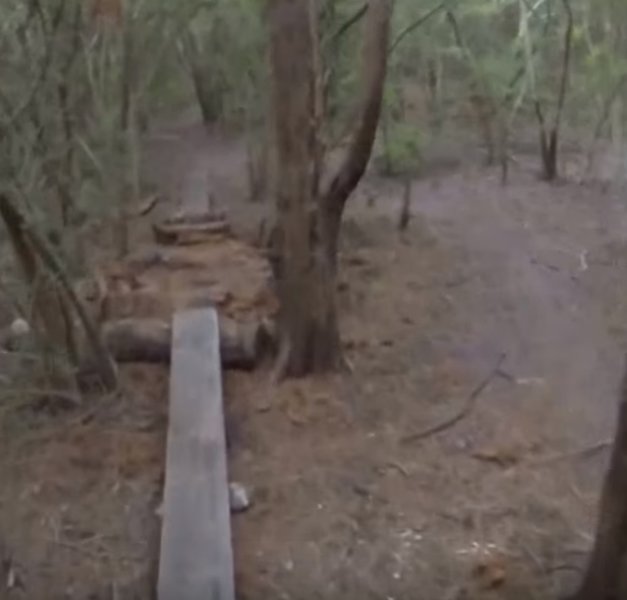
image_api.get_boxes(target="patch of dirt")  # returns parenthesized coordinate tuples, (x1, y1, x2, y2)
(225, 189, 606, 600)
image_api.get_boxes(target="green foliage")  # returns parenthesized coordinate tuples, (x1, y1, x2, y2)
(376, 121, 423, 177)
(179, 0, 266, 127)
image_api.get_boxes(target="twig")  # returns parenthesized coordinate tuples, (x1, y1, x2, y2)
(386, 461, 410, 477)
(401, 353, 506, 444)
(389, 2, 446, 55)
(527, 439, 612, 467)
(0, 195, 118, 390)
(329, 3, 368, 45)
(135, 195, 160, 217)
(397, 178, 411, 232)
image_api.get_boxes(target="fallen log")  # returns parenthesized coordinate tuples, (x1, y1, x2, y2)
(102, 316, 270, 370)
(164, 210, 227, 225)
(152, 219, 230, 246)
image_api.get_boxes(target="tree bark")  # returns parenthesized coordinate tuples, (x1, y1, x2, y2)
(268, 0, 338, 376)
(321, 0, 392, 266)
(532, 0, 574, 181)
(568, 365, 627, 600)
(0, 194, 118, 390)
(0, 195, 77, 367)
(268, 0, 392, 377)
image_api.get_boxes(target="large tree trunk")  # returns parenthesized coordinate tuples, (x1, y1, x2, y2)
(268, 0, 340, 376)
(268, 0, 391, 377)
(568, 364, 627, 600)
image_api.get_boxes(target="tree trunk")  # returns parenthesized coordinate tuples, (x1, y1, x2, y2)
(0, 195, 118, 390)
(0, 195, 78, 368)
(568, 365, 627, 600)
(320, 0, 392, 266)
(533, 0, 573, 182)
(268, 0, 341, 377)
(540, 129, 559, 181)
(268, 0, 391, 377)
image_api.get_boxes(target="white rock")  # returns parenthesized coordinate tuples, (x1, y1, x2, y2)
(10, 318, 30, 337)
(229, 482, 250, 513)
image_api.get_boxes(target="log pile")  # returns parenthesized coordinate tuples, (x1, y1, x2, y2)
(0, 209, 276, 373)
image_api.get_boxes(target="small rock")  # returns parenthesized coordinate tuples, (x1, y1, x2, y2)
(10, 318, 30, 337)
(229, 482, 250, 513)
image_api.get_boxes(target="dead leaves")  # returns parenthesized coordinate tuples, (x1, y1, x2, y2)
(472, 554, 507, 590)
(472, 446, 521, 468)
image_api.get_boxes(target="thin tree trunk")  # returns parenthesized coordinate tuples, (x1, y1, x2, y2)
(0, 195, 78, 368)
(321, 0, 392, 266)
(0, 195, 117, 390)
(116, 3, 134, 259)
(585, 75, 627, 178)
(568, 363, 627, 600)
(310, 0, 325, 199)
(532, 0, 573, 181)
(446, 10, 504, 169)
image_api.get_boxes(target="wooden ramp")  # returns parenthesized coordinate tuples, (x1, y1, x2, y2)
(158, 308, 235, 600)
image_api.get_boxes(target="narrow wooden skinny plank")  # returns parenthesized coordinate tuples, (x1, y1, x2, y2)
(158, 308, 234, 600)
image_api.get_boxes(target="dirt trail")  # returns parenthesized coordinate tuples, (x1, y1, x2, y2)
(402, 166, 625, 445)
(144, 120, 627, 460)
(143, 122, 264, 236)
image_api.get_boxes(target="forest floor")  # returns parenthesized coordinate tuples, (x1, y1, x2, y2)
(2, 117, 627, 599)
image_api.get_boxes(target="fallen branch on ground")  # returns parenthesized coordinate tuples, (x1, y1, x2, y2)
(152, 219, 230, 246)
(135, 195, 160, 217)
(527, 439, 612, 467)
(401, 353, 506, 445)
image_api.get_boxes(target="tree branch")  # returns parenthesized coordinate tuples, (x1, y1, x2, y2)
(0, 195, 118, 390)
(329, 2, 368, 45)
(389, 1, 446, 55)
(322, 0, 392, 215)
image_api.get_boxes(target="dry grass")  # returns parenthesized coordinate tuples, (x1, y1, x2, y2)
(0, 365, 167, 599)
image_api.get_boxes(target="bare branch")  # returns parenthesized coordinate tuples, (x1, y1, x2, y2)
(0, 195, 118, 390)
(322, 0, 393, 214)
(389, 1, 446, 55)
(329, 2, 368, 45)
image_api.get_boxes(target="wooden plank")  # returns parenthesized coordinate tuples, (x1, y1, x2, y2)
(158, 308, 235, 600)
(181, 160, 211, 216)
